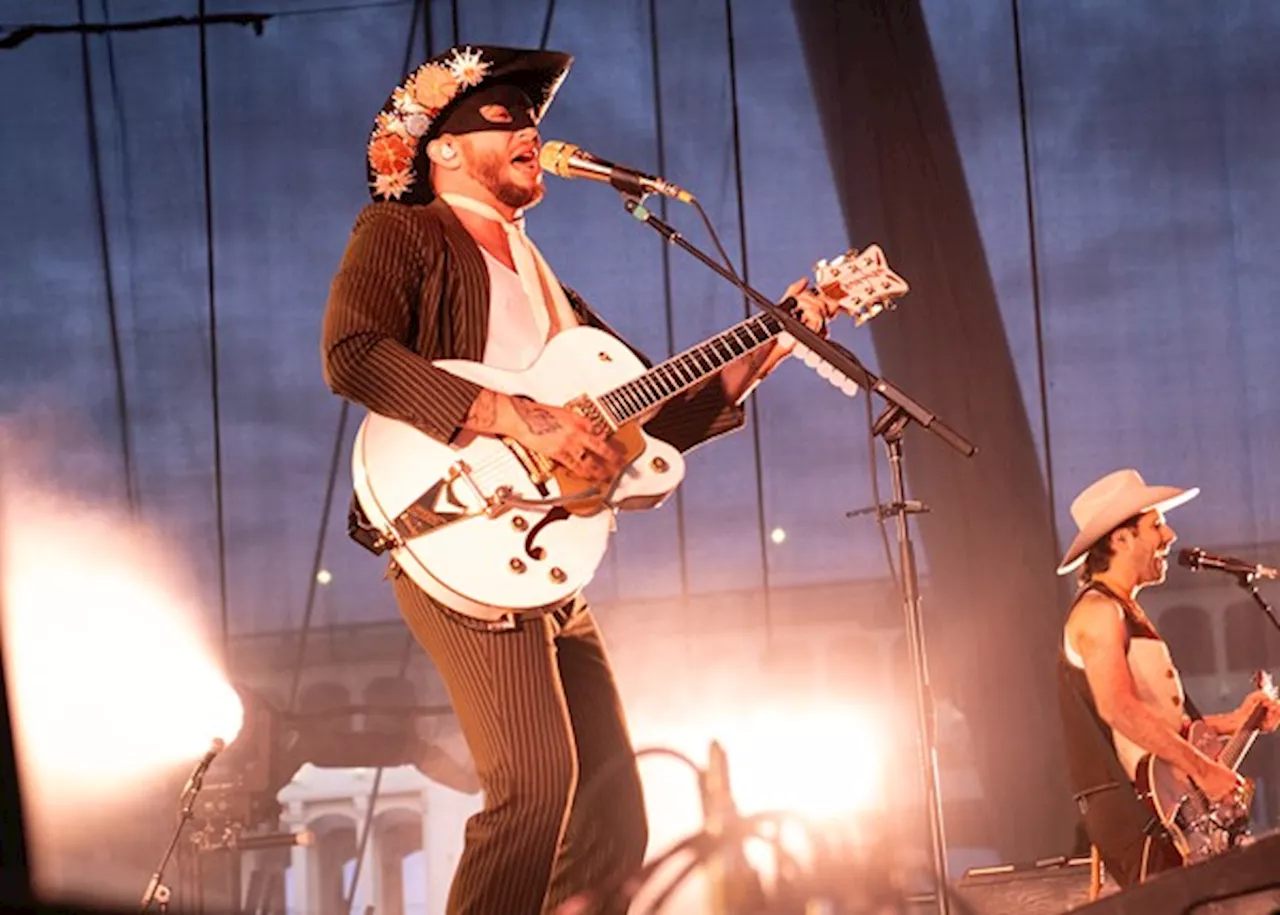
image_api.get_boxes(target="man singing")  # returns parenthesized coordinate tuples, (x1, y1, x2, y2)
(320, 45, 830, 914)
(1056, 469, 1280, 887)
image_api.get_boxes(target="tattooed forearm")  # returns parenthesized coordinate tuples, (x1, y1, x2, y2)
(513, 396, 562, 435)
(463, 389, 499, 432)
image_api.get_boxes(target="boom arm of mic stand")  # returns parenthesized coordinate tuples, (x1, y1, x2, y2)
(621, 195, 976, 457)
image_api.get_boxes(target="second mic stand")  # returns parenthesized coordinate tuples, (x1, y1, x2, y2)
(620, 192, 976, 915)
(1231, 571, 1280, 635)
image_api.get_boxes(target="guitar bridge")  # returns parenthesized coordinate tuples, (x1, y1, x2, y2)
(391, 460, 495, 539)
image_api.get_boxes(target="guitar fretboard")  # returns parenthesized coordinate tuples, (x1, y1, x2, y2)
(1221, 701, 1268, 772)
(598, 311, 785, 423)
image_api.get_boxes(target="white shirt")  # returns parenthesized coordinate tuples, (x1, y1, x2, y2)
(479, 248, 552, 371)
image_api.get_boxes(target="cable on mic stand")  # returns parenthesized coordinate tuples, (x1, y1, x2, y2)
(140, 738, 225, 913)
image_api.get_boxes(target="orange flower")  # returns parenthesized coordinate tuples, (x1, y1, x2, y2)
(368, 133, 416, 176)
(412, 64, 459, 110)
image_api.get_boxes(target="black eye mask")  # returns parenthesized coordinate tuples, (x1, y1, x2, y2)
(435, 84, 537, 136)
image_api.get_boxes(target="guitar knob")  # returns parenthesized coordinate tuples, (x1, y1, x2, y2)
(650, 457, 669, 473)
(511, 516, 529, 531)
(549, 567, 567, 584)
(509, 558, 526, 574)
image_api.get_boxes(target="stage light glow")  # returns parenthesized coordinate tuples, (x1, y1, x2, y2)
(709, 701, 885, 822)
(1, 486, 243, 804)
(316, 568, 333, 585)
(769, 527, 787, 544)
(635, 699, 887, 844)
(630, 699, 889, 913)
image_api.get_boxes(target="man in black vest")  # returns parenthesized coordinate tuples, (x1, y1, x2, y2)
(1056, 469, 1280, 887)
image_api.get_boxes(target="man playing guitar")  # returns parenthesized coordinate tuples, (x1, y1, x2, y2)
(1056, 469, 1280, 888)
(320, 44, 837, 915)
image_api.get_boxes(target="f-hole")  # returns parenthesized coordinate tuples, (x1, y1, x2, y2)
(524, 507, 569, 561)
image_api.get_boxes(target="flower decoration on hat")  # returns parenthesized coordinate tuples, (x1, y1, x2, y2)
(367, 46, 493, 201)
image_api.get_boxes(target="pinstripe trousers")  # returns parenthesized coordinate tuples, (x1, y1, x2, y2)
(392, 568, 648, 914)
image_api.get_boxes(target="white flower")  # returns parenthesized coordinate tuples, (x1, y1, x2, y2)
(392, 85, 426, 115)
(372, 168, 415, 200)
(377, 112, 408, 136)
(448, 46, 490, 87)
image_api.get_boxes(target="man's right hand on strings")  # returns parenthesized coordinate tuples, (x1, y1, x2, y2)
(464, 389, 625, 483)
(1194, 756, 1246, 805)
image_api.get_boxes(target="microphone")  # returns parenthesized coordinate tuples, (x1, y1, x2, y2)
(181, 737, 226, 799)
(1177, 547, 1277, 580)
(231, 829, 315, 852)
(539, 141, 694, 204)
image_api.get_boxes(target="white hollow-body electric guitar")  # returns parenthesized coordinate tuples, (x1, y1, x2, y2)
(352, 247, 908, 619)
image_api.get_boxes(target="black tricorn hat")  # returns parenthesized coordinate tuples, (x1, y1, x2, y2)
(365, 45, 572, 205)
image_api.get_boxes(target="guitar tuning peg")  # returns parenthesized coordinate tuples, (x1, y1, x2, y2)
(801, 349, 822, 369)
(816, 361, 835, 380)
(838, 378, 860, 397)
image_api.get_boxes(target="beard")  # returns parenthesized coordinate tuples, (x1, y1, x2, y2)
(466, 145, 544, 210)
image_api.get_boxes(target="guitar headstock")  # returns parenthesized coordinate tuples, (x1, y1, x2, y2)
(813, 245, 909, 326)
(1252, 669, 1277, 700)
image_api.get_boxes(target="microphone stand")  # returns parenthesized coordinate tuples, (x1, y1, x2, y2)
(1230, 571, 1280, 635)
(619, 193, 975, 915)
(141, 740, 223, 913)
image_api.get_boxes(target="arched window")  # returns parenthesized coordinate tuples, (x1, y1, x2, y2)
(1157, 604, 1216, 675)
(363, 676, 419, 736)
(1224, 599, 1280, 672)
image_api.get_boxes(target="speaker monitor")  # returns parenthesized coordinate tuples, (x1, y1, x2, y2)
(954, 857, 1111, 915)
(1070, 833, 1280, 915)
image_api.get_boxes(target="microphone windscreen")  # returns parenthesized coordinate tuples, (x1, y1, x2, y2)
(1175, 548, 1199, 569)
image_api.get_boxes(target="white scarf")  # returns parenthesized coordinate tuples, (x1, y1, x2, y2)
(440, 193, 578, 338)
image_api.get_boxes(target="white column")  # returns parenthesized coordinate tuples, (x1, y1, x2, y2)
(422, 781, 483, 915)
(278, 801, 311, 915)
(349, 796, 377, 915)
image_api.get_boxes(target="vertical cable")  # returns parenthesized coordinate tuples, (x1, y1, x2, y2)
(1010, 0, 1056, 544)
(647, 0, 691, 602)
(196, 0, 230, 658)
(288, 0, 423, 714)
(340, 8, 430, 910)
(450, 0, 459, 45)
(78, 0, 137, 514)
(722, 0, 775, 643)
(538, 0, 556, 50)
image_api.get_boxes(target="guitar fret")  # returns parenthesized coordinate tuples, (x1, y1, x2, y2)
(601, 309, 795, 423)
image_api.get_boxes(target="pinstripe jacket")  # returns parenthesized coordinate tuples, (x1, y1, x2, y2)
(321, 198, 745, 453)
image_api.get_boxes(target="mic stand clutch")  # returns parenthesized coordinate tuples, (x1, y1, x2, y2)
(1230, 570, 1280, 635)
(620, 192, 975, 915)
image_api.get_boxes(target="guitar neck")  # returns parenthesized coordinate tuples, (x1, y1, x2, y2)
(1220, 703, 1268, 772)
(597, 311, 784, 424)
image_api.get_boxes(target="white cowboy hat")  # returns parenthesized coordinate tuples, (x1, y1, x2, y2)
(1056, 469, 1199, 575)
